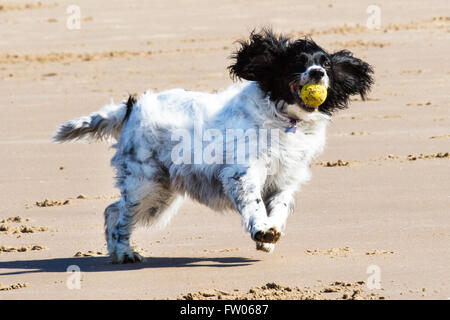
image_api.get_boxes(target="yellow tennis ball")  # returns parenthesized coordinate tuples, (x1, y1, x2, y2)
(300, 84, 327, 107)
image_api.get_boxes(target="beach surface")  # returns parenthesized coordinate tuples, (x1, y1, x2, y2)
(0, 0, 449, 299)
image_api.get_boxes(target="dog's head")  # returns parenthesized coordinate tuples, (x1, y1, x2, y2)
(228, 29, 374, 117)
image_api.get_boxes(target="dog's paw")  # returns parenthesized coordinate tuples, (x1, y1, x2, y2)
(252, 226, 281, 244)
(111, 251, 144, 264)
(256, 241, 275, 253)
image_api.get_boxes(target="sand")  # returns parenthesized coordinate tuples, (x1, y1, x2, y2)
(0, 0, 449, 300)
(178, 281, 386, 300)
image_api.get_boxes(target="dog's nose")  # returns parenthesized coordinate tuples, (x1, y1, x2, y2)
(309, 69, 325, 80)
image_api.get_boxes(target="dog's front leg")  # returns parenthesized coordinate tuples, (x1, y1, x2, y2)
(266, 189, 296, 232)
(220, 167, 281, 245)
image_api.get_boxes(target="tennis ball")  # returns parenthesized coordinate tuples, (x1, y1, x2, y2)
(300, 84, 327, 107)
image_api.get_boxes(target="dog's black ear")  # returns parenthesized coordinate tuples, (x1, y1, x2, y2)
(228, 29, 288, 82)
(331, 50, 374, 99)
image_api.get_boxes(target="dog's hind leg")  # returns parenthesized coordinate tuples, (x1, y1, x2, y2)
(106, 134, 185, 263)
(105, 198, 145, 264)
(137, 192, 185, 230)
(104, 176, 159, 263)
(104, 201, 120, 253)
(105, 178, 184, 264)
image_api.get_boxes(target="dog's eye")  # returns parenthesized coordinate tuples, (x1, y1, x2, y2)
(323, 60, 331, 68)
(297, 54, 308, 65)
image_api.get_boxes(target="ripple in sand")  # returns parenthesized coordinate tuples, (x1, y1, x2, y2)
(429, 134, 450, 139)
(0, 224, 48, 234)
(74, 250, 105, 257)
(0, 216, 30, 223)
(0, 245, 46, 254)
(0, 2, 57, 12)
(315, 160, 353, 167)
(35, 199, 71, 207)
(0, 283, 29, 291)
(407, 152, 449, 161)
(178, 281, 385, 300)
(305, 247, 353, 257)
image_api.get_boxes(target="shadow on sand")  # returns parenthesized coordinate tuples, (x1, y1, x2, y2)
(0, 256, 259, 276)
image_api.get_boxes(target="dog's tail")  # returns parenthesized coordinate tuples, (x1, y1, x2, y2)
(53, 95, 136, 143)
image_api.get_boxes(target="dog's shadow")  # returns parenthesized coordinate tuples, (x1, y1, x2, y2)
(0, 256, 259, 276)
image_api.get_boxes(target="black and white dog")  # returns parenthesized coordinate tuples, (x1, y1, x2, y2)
(54, 29, 373, 263)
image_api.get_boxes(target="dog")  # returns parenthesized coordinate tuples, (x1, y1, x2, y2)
(54, 29, 373, 263)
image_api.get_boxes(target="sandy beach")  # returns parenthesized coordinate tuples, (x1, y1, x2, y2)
(0, 0, 449, 299)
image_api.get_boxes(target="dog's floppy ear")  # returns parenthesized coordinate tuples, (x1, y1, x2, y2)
(228, 29, 288, 82)
(331, 50, 374, 99)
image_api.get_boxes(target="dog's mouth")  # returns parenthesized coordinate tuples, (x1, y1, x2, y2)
(289, 82, 318, 113)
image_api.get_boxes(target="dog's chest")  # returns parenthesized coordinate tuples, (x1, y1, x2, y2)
(264, 123, 327, 187)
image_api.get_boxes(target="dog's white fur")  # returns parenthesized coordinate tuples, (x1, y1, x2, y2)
(54, 81, 330, 263)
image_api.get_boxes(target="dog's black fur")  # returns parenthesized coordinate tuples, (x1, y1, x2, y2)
(228, 28, 374, 115)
